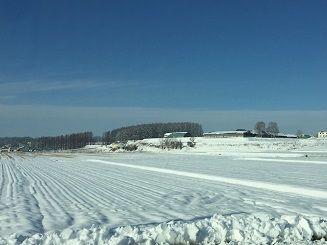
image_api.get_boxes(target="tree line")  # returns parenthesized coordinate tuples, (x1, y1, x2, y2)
(0, 132, 93, 150)
(35, 132, 93, 150)
(1, 122, 203, 150)
(103, 122, 203, 144)
(0, 137, 34, 148)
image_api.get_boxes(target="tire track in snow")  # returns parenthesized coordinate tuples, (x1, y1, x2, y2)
(88, 159, 327, 199)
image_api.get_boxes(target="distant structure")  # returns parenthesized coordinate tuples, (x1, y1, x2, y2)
(203, 130, 256, 138)
(253, 130, 298, 139)
(203, 130, 298, 139)
(275, 133, 297, 139)
(164, 132, 192, 138)
(318, 131, 327, 138)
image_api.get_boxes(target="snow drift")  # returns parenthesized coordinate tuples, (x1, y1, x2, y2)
(2, 213, 327, 245)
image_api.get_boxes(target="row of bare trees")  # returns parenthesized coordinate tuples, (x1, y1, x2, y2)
(34, 132, 93, 150)
(0, 132, 94, 150)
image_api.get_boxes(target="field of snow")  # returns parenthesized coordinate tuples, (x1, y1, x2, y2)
(1, 138, 327, 244)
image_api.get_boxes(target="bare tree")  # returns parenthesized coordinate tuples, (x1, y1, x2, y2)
(187, 137, 196, 147)
(159, 138, 183, 150)
(254, 121, 266, 136)
(266, 122, 279, 136)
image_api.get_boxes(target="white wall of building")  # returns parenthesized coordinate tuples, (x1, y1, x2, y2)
(318, 131, 327, 138)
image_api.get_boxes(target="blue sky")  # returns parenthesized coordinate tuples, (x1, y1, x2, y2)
(0, 1, 326, 136)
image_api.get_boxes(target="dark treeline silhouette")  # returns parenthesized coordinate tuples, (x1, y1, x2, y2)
(35, 132, 93, 150)
(0, 137, 34, 148)
(0, 132, 93, 150)
(103, 122, 203, 144)
(1, 122, 203, 150)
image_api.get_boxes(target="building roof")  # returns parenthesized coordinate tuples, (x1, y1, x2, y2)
(276, 133, 298, 138)
(204, 130, 248, 135)
(164, 132, 189, 137)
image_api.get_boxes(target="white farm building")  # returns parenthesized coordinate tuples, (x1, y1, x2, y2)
(164, 132, 192, 138)
(318, 131, 327, 138)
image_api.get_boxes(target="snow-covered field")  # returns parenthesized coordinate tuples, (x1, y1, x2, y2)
(1, 138, 327, 244)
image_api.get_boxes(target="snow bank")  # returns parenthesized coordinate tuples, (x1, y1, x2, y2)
(2, 213, 327, 245)
(83, 138, 327, 156)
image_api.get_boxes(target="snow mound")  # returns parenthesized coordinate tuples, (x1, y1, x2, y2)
(2, 213, 327, 245)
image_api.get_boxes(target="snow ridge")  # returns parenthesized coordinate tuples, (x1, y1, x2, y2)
(2, 213, 327, 245)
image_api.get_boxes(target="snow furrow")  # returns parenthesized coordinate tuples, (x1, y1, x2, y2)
(88, 159, 327, 199)
(0, 162, 4, 204)
(14, 159, 76, 232)
(59, 160, 169, 197)
(96, 152, 327, 190)
(43, 159, 194, 220)
(0, 157, 44, 236)
(35, 160, 139, 208)
(41, 158, 189, 208)
(18, 158, 114, 228)
(1, 151, 327, 241)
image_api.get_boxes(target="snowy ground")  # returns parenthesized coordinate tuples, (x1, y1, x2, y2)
(0, 138, 327, 244)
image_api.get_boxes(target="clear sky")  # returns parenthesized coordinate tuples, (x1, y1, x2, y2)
(0, 0, 326, 136)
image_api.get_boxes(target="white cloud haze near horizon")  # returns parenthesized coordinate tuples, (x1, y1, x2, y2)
(0, 79, 135, 94)
(0, 104, 326, 137)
